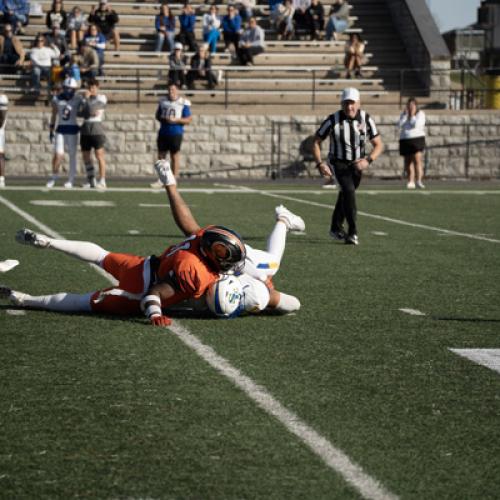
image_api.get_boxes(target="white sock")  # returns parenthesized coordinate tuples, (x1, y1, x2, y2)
(15, 292, 93, 312)
(266, 221, 287, 263)
(275, 292, 301, 314)
(48, 239, 109, 265)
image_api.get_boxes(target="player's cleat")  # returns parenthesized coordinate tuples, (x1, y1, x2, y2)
(345, 234, 359, 245)
(97, 178, 107, 189)
(0, 176, 5, 188)
(150, 180, 164, 189)
(46, 178, 56, 188)
(416, 181, 425, 189)
(15, 228, 51, 249)
(64, 181, 73, 189)
(0, 285, 25, 306)
(406, 181, 416, 190)
(322, 179, 337, 189)
(153, 159, 177, 186)
(329, 229, 346, 241)
(275, 205, 305, 232)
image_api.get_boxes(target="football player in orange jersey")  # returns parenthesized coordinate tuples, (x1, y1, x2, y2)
(1, 199, 246, 327)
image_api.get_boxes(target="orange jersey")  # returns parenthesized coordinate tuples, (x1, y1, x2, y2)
(157, 228, 219, 307)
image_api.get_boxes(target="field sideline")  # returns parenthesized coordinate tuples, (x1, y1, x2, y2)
(0, 181, 499, 499)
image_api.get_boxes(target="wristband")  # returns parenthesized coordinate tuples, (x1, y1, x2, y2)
(145, 304, 162, 319)
(140, 294, 161, 312)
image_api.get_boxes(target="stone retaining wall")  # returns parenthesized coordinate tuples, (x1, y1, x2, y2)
(5, 111, 500, 180)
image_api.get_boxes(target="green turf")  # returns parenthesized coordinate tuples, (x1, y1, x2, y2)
(1, 184, 499, 498)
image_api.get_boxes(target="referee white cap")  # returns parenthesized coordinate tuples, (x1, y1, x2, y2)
(341, 87, 360, 102)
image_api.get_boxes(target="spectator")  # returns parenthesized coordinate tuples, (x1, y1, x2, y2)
(29, 35, 60, 96)
(221, 4, 242, 52)
(1, 0, 30, 35)
(344, 32, 364, 78)
(187, 44, 217, 90)
(84, 24, 105, 74)
(306, 0, 324, 40)
(325, 0, 349, 41)
(154, 81, 192, 183)
(398, 97, 426, 189)
(67, 6, 88, 49)
(176, 2, 197, 53)
(64, 53, 81, 84)
(274, 0, 294, 41)
(237, 17, 265, 66)
(49, 56, 65, 89)
(46, 22, 70, 64)
(0, 23, 25, 72)
(202, 4, 221, 55)
(292, 0, 310, 37)
(79, 39, 99, 82)
(154, 3, 176, 53)
(168, 41, 187, 88)
(88, 0, 120, 51)
(46, 0, 68, 34)
(238, 0, 255, 22)
(0, 93, 7, 188)
(79, 78, 108, 189)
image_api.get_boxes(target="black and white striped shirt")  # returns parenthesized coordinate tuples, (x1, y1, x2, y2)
(316, 109, 379, 162)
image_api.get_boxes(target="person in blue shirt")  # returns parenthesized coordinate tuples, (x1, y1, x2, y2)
(83, 23, 106, 75)
(154, 3, 176, 52)
(152, 82, 192, 186)
(221, 4, 242, 52)
(1, 0, 30, 34)
(176, 2, 197, 52)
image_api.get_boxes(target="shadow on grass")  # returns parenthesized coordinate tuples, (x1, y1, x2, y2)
(433, 316, 500, 323)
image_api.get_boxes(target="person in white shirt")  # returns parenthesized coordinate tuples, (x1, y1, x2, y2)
(46, 78, 84, 189)
(237, 16, 265, 66)
(202, 4, 221, 54)
(29, 35, 60, 95)
(398, 97, 426, 189)
(0, 94, 7, 188)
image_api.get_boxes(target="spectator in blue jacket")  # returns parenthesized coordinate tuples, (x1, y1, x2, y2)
(222, 4, 242, 52)
(155, 3, 176, 52)
(83, 23, 106, 75)
(1, 0, 30, 35)
(176, 2, 197, 52)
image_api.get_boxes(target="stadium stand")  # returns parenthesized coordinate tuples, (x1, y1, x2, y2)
(0, 0, 436, 109)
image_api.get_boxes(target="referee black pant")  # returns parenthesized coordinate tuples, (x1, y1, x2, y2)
(330, 161, 362, 236)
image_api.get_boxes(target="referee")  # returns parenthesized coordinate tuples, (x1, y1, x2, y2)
(313, 87, 383, 245)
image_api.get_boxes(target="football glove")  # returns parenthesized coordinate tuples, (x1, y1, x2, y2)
(150, 314, 172, 327)
(154, 159, 176, 186)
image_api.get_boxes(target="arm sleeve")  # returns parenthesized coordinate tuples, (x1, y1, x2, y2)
(366, 113, 379, 139)
(182, 104, 191, 118)
(315, 116, 332, 140)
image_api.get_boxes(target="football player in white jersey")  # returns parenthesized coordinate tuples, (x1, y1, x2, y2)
(151, 82, 192, 187)
(0, 94, 8, 188)
(46, 78, 84, 189)
(154, 160, 303, 316)
(79, 78, 108, 189)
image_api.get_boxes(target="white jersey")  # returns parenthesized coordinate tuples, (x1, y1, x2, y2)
(0, 94, 8, 152)
(52, 92, 84, 135)
(243, 244, 280, 282)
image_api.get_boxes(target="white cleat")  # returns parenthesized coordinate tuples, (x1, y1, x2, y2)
(64, 181, 73, 189)
(46, 178, 56, 188)
(96, 178, 107, 189)
(275, 205, 305, 232)
(416, 181, 425, 189)
(153, 159, 177, 186)
(0, 285, 25, 306)
(15, 228, 51, 249)
(0, 177, 5, 188)
(406, 181, 416, 190)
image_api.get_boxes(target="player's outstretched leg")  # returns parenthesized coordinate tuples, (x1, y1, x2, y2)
(275, 205, 305, 232)
(15, 229, 109, 265)
(0, 284, 92, 312)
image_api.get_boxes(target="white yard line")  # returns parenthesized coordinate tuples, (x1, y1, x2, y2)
(221, 184, 500, 245)
(449, 349, 500, 376)
(0, 192, 398, 500)
(399, 308, 426, 317)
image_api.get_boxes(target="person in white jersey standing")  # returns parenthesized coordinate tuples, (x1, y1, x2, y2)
(46, 77, 84, 189)
(0, 94, 8, 188)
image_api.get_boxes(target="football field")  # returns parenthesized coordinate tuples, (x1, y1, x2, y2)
(0, 182, 499, 499)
